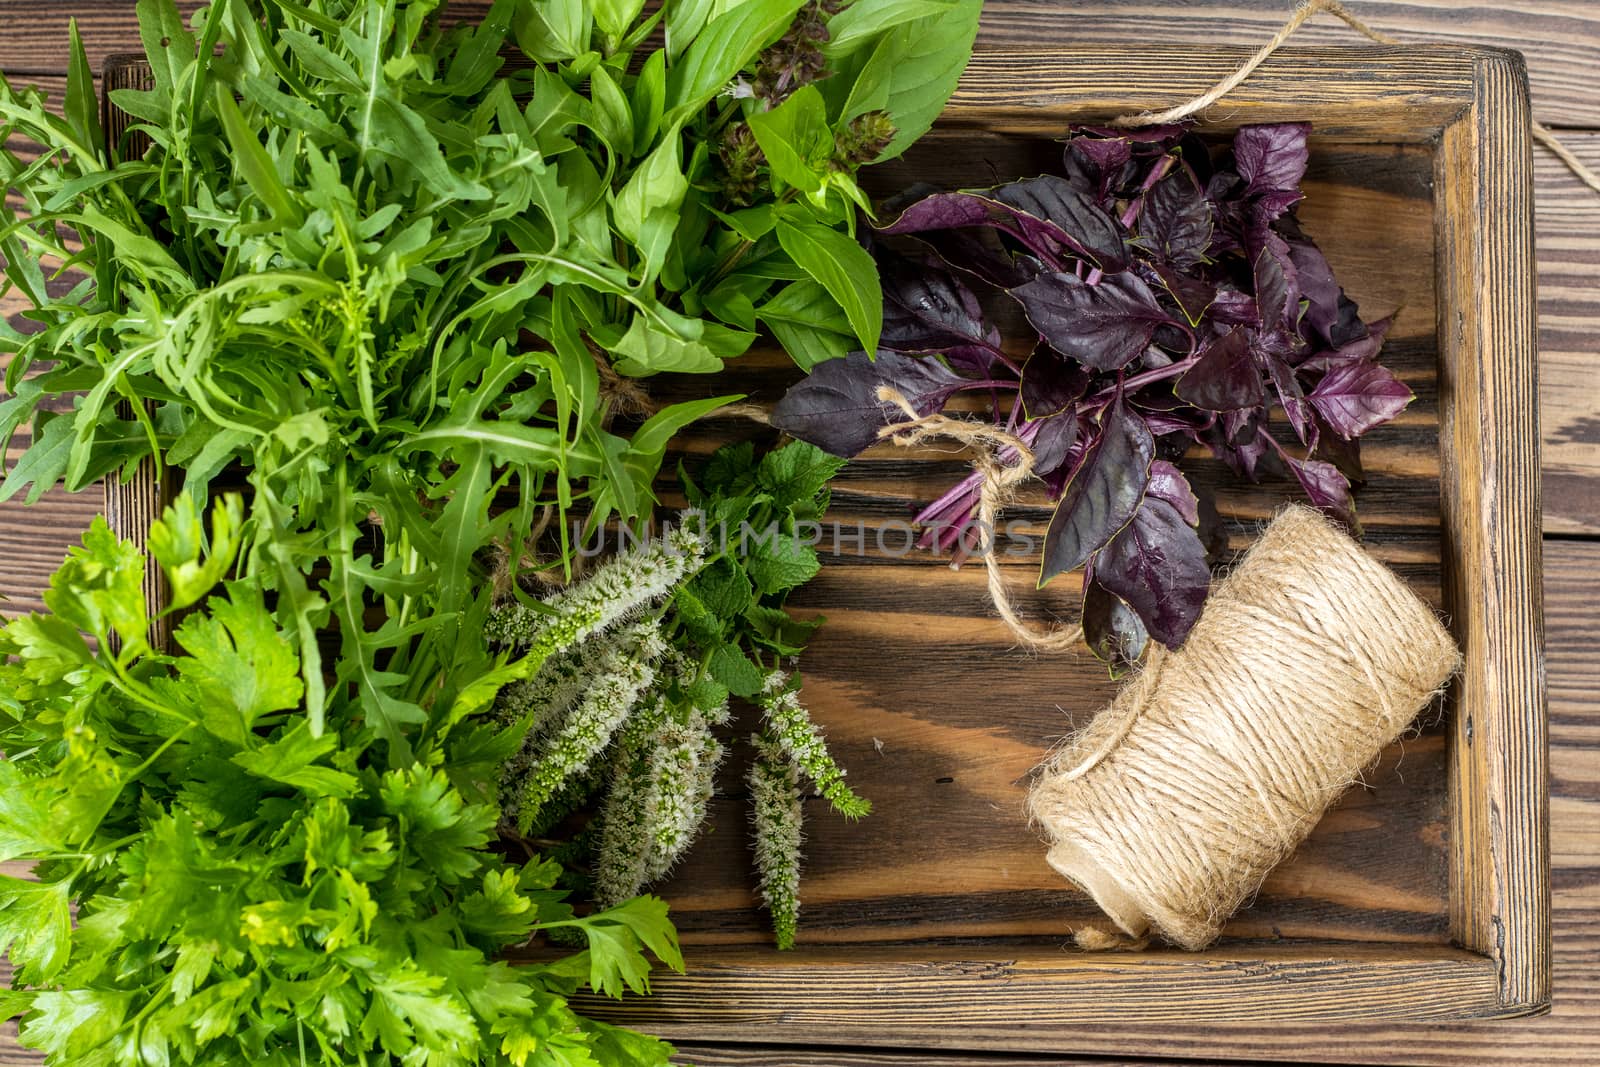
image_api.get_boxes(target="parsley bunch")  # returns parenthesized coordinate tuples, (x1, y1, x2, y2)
(0, 495, 683, 1065)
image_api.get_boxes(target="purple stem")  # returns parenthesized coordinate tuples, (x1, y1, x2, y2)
(1083, 352, 1200, 408)
(1086, 154, 1178, 287)
(954, 378, 1023, 393)
(912, 420, 1043, 555)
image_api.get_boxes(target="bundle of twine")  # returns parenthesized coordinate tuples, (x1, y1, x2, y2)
(1026, 505, 1460, 951)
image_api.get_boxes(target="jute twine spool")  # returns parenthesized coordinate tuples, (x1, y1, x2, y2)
(1027, 504, 1460, 951)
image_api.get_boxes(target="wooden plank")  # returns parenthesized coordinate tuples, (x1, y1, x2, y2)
(5, 1, 1600, 127)
(1432, 51, 1549, 1012)
(944, 44, 1475, 141)
(1534, 132, 1600, 536)
(670, 1049, 1164, 1067)
(574, 944, 1506, 1041)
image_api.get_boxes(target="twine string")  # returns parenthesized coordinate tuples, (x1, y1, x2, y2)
(1027, 506, 1461, 951)
(1111, 0, 1600, 195)
(874, 385, 1085, 652)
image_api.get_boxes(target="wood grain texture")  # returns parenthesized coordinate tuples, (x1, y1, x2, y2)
(1432, 52, 1550, 1011)
(1534, 131, 1600, 536)
(99, 56, 175, 654)
(669, 1049, 1182, 1067)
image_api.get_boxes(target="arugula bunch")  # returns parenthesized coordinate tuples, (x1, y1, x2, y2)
(0, 495, 683, 1066)
(0, 0, 980, 757)
(773, 123, 1410, 670)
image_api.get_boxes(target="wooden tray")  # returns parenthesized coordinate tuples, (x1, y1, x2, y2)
(102, 42, 1547, 1059)
(572, 44, 1548, 1053)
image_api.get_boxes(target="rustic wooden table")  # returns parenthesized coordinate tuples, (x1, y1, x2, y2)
(1, 3, 1595, 1065)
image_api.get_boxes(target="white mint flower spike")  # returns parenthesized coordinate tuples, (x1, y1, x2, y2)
(748, 731, 805, 951)
(485, 515, 708, 654)
(510, 620, 667, 831)
(594, 711, 660, 910)
(758, 669, 870, 819)
(640, 712, 726, 883)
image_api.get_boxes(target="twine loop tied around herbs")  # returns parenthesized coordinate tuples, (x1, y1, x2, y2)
(874, 385, 1084, 653)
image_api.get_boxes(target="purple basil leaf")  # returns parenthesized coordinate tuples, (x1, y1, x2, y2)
(1307, 358, 1413, 438)
(1038, 393, 1154, 584)
(880, 190, 1077, 270)
(1206, 409, 1271, 481)
(1138, 173, 1213, 270)
(1327, 293, 1369, 347)
(1234, 123, 1310, 204)
(878, 249, 1005, 362)
(1262, 350, 1317, 448)
(1149, 264, 1217, 327)
(1145, 412, 1206, 437)
(1209, 286, 1259, 327)
(1094, 483, 1211, 649)
(1146, 458, 1199, 525)
(1299, 315, 1392, 373)
(1010, 271, 1176, 372)
(1019, 346, 1089, 419)
(771, 349, 967, 457)
(990, 176, 1131, 273)
(1277, 217, 1343, 344)
(1063, 136, 1135, 203)
(1074, 122, 1191, 146)
(1175, 328, 1263, 412)
(906, 227, 1043, 290)
(1081, 578, 1149, 675)
(1028, 411, 1081, 478)
(1286, 454, 1360, 533)
(1252, 230, 1300, 332)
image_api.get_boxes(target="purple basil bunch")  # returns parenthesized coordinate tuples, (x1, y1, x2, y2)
(771, 122, 1413, 670)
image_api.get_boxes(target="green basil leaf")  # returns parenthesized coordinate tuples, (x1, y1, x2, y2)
(631, 48, 667, 157)
(513, 0, 593, 62)
(665, 0, 806, 124)
(747, 83, 831, 195)
(593, 0, 648, 40)
(756, 279, 855, 370)
(826, 0, 959, 55)
(588, 65, 634, 162)
(611, 315, 723, 376)
(843, 0, 981, 159)
(774, 211, 882, 355)
(663, 0, 715, 61)
(611, 132, 687, 248)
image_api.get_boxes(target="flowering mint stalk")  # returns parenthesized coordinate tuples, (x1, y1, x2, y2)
(641, 712, 726, 884)
(593, 704, 662, 910)
(485, 516, 706, 653)
(748, 731, 805, 951)
(759, 669, 870, 819)
(510, 621, 667, 831)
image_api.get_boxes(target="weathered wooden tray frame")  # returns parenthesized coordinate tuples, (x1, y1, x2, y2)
(102, 43, 1546, 1056)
